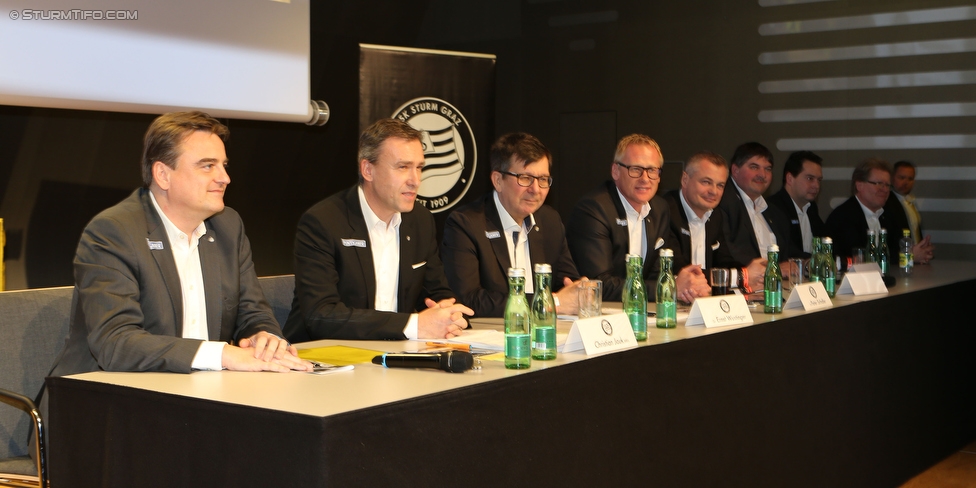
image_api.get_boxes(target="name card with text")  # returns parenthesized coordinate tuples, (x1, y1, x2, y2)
(784, 281, 832, 311)
(564, 313, 638, 356)
(685, 294, 753, 328)
(838, 271, 888, 295)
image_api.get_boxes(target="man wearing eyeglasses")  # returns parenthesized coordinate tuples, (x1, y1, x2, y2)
(442, 132, 582, 317)
(825, 158, 910, 262)
(567, 135, 710, 303)
(767, 151, 827, 259)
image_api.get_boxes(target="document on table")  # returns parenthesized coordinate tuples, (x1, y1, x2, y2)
(448, 329, 575, 353)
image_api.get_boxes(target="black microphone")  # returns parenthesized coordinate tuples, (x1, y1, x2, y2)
(372, 351, 474, 373)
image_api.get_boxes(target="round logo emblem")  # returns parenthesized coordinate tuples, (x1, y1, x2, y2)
(601, 319, 613, 336)
(392, 97, 477, 213)
(720, 299, 731, 313)
(810, 287, 818, 298)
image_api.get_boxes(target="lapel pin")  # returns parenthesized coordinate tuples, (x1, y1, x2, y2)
(406, 235, 411, 241)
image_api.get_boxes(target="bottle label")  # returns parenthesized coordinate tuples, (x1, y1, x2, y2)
(505, 333, 530, 359)
(532, 326, 556, 350)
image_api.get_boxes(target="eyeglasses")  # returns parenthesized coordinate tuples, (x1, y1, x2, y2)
(501, 171, 553, 189)
(615, 161, 662, 180)
(862, 180, 891, 190)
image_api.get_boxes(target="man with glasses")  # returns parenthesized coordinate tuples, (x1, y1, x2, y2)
(826, 158, 910, 261)
(567, 135, 710, 302)
(767, 151, 827, 259)
(442, 132, 582, 317)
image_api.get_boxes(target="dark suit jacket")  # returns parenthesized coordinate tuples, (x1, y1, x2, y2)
(717, 179, 792, 265)
(441, 193, 579, 317)
(662, 189, 737, 271)
(283, 186, 455, 342)
(766, 188, 827, 259)
(885, 192, 917, 238)
(50, 188, 280, 377)
(566, 181, 677, 301)
(825, 196, 908, 260)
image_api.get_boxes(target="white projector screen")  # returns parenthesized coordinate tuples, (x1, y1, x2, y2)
(0, 0, 311, 122)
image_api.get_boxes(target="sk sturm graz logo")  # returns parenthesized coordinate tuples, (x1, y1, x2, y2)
(720, 300, 731, 313)
(392, 97, 477, 213)
(810, 287, 818, 299)
(601, 320, 613, 336)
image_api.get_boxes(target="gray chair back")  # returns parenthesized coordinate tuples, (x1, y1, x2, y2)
(257, 275, 295, 328)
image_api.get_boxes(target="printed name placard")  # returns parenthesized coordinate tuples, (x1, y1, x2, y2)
(563, 313, 638, 356)
(784, 281, 832, 311)
(685, 294, 753, 328)
(838, 271, 888, 296)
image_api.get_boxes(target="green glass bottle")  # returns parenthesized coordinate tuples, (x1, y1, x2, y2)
(622, 254, 648, 341)
(655, 249, 677, 329)
(809, 237, 823, 283)
(764, 245, 782, 314)
(877, 228, 890, 276)
(866, 230, 878, 263)
(530, 263, 557, 360)
(821, 237, 837, 298)
(504, 268, 531, 369)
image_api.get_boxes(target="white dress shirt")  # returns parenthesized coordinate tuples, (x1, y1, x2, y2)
(792, 199, 813, 254)
(494, 191, 536, 294)
(679, 191, 711, 267)
(358, 186, 420, 339)
(616, 188, 650, 261)
(856, 196, 884, 237)
(149, 191, 224, 371)
(733, 180, 777, 258)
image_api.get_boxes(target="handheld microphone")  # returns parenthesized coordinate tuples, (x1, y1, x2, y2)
(372, 350, 474, 373)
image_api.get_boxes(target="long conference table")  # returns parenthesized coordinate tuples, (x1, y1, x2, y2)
(48, 261, 976, 487)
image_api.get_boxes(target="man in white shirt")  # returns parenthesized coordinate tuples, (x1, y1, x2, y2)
(567, 135, 710, 303)
(767, 151, 827, 259)
(285, 119, 473, 341)
(51, 111, 311, 377)
(826, 158, 911, 263)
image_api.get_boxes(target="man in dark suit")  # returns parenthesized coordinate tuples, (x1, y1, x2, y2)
(767, 151, 827, 259)
(50, 111, 310, 378)
(441, 132, 582, 317)
(888, 160, 935, 263)
(567, 135, 709, 303)
(718, 142, 792, 266)
(284, 119, 472, 342)
(825, 158, 909, 262)
(662, 151, 765, 293)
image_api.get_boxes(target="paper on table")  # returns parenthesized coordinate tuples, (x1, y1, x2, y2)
(449, 329, 572, 352)
(298, 345, 383, 366)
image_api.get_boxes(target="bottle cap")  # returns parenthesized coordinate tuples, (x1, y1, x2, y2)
(508, 267, 525, 278)
(903, 228, 911, 237)
(534, 263, 552, 273)
(822, 236, 833, 244)
(659, 248, 673, 257)
(880, 228, 888, 235)
(767, 244, 779, 253)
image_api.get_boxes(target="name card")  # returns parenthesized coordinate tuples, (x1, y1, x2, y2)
(563, 313, 638, 356)
(838, 271, 888, 295)
(850, 262, 882, 274)
(686, 294, 753, 328)
(784, 281, 832, 311)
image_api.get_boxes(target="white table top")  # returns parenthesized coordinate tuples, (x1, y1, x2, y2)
(64, 260, 976, 418)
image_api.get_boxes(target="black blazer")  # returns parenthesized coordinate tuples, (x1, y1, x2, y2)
(824, 195, 908, 261)
(441, 192, 579, 317)
(283, 186, 455, 342)
(766, 188, 827, 259)
(566, 181, 678, 301)
(662, 189, 737, 271)
(717, 179, 793, 265)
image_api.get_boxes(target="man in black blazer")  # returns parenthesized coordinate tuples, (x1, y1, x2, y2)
(284, 119, 472, 342)
(566, 135, 709, 303)
(718, 142, 792, 265)
(663, 151, 765, 293)
(441, 133, 582, 317)
(826, 158, 914, 263)
(767, 151, 827, 259)
(51, 111, 310, 378)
